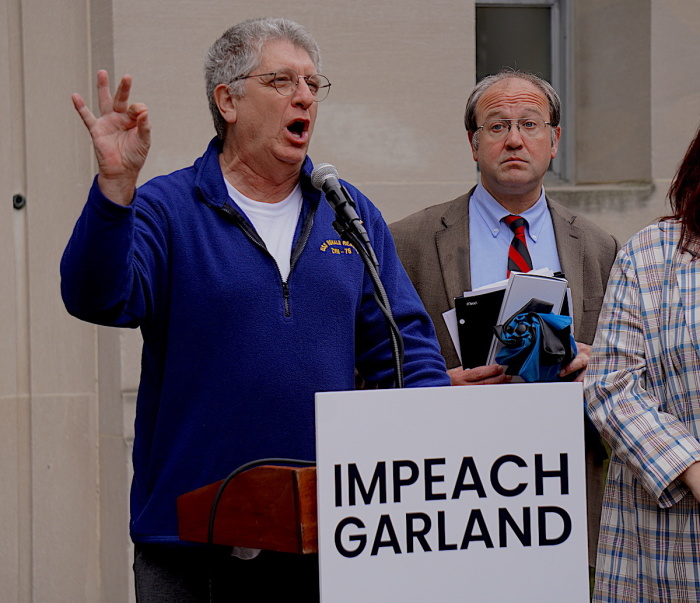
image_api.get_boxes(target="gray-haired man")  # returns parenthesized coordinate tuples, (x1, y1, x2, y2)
(64, 17, 449, 601)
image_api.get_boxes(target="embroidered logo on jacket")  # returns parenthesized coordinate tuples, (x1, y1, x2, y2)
(320, 239, 355, 255)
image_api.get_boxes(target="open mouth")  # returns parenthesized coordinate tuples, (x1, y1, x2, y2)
(287, 120, 307, 138)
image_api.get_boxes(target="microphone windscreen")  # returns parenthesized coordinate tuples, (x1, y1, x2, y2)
(311, 163, 339, 190)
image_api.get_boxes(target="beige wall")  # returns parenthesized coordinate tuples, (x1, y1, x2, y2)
(571, 1, 700, 247)
(574, 0, 652, 185)
(1, 0, 25, 597)
(2, 0, 700, 600)
(2, 0, 101, 600)
(651, 0, 700, 182)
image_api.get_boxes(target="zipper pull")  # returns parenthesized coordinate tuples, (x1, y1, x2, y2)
(282, 281, 291, 317)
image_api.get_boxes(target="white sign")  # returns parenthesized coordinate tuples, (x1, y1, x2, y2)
(315, 382, 589, 602)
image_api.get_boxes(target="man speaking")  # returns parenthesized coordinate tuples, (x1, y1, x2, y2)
(62, 17, 449, 601)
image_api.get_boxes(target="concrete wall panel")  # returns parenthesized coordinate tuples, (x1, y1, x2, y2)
(574, 0, 652, 185)
(31, 395, 99, 601)
(650, 0, 700, 181)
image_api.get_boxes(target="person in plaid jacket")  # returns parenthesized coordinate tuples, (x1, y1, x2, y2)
(585, 124, 700, 602)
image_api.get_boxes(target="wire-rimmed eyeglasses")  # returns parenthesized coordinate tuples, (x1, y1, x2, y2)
(476, 118, 552, 140)
(231, 68, 331, 102)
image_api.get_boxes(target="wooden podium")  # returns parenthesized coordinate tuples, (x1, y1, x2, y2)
(177, 465, 318, 554)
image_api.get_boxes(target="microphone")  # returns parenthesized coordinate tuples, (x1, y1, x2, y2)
(311, 163, 360, 226)
(311, 163, 375, 264)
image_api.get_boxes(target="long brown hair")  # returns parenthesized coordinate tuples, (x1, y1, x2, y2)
(664, 124, 700, 249)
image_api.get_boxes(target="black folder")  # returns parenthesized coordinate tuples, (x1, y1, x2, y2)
(455, 288, 505, 369)
(455, 273, 571, 370)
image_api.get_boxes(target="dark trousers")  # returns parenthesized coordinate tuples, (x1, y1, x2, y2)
(133, 543, 320, 602)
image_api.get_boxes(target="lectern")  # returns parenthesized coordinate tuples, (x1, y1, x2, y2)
(177, 465, 318, 554)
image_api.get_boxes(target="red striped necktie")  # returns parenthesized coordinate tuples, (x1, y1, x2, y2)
(503, 214, 533, 276)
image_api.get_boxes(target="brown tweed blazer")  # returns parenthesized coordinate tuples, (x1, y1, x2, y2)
(390, 190, 620, 367)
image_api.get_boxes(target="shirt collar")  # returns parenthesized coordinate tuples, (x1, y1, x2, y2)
(471, 182, 548, 243)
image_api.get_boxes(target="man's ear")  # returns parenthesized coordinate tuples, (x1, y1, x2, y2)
(468, 131, 479, 162)
(550, 125, 562, 159)
(214, 84, 237, 126)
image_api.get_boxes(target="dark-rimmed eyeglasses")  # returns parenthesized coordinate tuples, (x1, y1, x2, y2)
(231, 68, 331, 102)
(476, 118, 552, 140)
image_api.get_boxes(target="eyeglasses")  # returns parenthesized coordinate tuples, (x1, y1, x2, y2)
(231, 68, 331, 102)
(476, 118, 552, 140)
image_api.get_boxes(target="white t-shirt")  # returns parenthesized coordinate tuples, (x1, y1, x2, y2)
(224, 179, 303, 281)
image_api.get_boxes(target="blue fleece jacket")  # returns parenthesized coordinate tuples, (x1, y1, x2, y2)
(61, 138, 449, 544)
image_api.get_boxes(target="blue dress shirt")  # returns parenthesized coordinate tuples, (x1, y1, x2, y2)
(469, 183, 562, 291)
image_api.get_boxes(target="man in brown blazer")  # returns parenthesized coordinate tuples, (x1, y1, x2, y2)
(390, 69, 619, 569)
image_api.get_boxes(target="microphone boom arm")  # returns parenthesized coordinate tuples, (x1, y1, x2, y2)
(343, 227, 405, 389)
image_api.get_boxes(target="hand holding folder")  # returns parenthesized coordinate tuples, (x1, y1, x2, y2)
(446, 270, 572, 380)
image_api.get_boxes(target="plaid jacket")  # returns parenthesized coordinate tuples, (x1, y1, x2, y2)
(585, 220, 700, 602)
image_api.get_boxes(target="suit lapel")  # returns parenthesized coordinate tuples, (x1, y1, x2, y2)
(549, 198, 584, 331)
(435, 191, 473, 308)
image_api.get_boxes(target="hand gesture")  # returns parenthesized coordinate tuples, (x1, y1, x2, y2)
(72, 70, 151, 206)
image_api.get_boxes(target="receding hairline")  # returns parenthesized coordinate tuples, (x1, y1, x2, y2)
(475, 79, 553, 121)
(464, 70, 561, 134)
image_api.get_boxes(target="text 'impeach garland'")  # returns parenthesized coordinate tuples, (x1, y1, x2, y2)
(332, 454, 574, 558)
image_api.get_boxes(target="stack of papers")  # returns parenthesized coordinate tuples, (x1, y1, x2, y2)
(443, 269, 572, 369)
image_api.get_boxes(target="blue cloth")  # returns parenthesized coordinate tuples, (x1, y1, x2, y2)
(60, 137, 449, 544)
(469, 183, 562, 290)
(495, 311, 576, 382)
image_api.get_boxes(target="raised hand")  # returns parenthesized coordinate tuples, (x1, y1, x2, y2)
(72, 70, 151, 206)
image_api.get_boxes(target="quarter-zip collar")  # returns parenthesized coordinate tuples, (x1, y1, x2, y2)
(193, 137, 322, 211)
(194, 136, 322, 256)
(194, 138, 322, 318)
